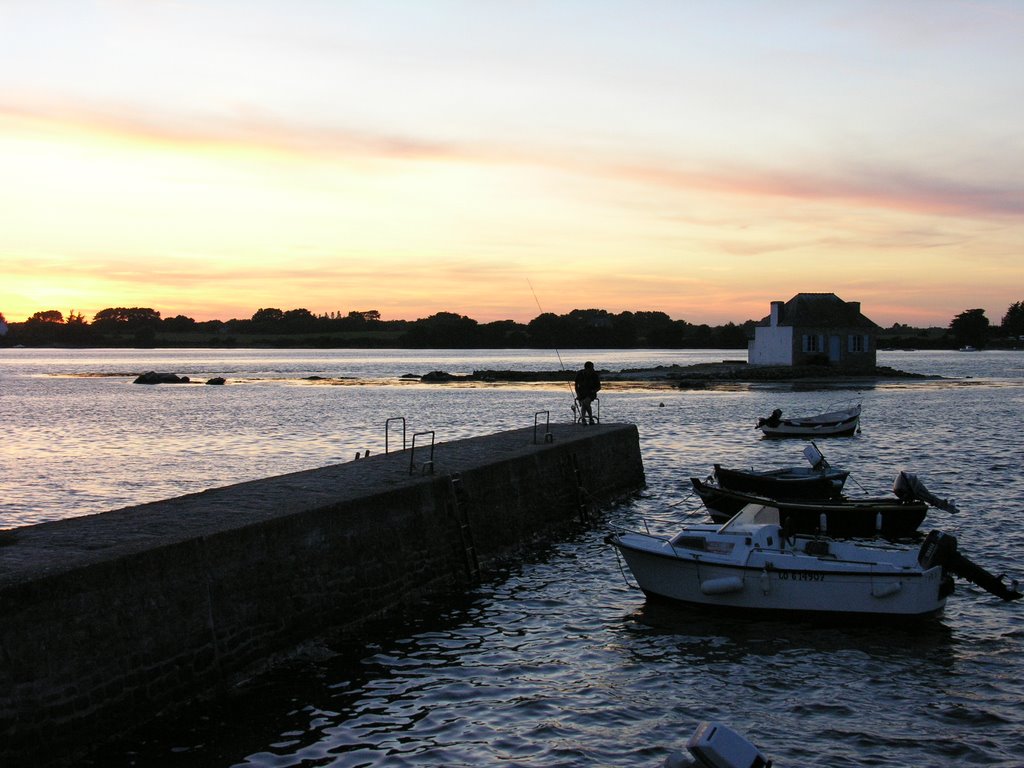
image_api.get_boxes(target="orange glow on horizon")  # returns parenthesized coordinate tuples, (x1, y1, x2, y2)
(2, 4, 1022, 333)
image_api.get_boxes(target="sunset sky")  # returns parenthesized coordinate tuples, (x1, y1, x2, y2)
(2, 1, 1022, 327)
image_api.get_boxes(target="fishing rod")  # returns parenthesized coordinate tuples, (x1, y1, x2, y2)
(527, 279, 581, 420)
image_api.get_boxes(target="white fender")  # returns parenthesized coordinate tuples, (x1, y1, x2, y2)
(871, 581, 903, 598)
(700, 576, 744, 595)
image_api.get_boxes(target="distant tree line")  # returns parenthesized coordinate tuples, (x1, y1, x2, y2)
(877, 303, 1024, 350)
(1, 302, 1022, 350)
(1, 306, 752, 349)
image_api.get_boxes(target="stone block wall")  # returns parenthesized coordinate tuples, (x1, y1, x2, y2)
(0, 423, 644, 765)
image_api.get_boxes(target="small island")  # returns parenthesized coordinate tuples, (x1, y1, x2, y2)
(412, 361, 933, 388)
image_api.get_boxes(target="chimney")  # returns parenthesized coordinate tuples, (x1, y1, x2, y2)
(770, 301, 783, 327)
(849, 301, 861, 316)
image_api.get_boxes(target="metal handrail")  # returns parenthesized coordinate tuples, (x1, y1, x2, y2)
(533, 411, 553, 443)
(409, 430, 435, 474)
(385, 417, 406, 454)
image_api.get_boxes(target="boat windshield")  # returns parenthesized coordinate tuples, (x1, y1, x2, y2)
(718, 503, 781, 532)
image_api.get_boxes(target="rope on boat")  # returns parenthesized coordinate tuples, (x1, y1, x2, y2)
(665, 485, 709, 521)
(666, 485, 698, 509)
(846, 474, 871, 495)
(609, 543, 640, 590)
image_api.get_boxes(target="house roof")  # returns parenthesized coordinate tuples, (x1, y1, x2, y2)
(759, 293, 878, 329)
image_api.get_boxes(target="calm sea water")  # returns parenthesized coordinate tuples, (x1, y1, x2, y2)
(3, 348, 1024, 766)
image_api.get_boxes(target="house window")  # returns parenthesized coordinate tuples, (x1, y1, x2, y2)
(802, 334, 820, 353)
(848, 335, 866, 353)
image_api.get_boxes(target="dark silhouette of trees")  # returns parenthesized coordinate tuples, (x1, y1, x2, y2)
(162, 315, 197, 332)
(5, 298, 1021, 350)
(477, 320, 529, 347)
(631, 311, 676, 346)
(281, 308, 318, 333)
(349, 310, 381, 323)
(251, 308, 285, 324)
(92, 307, 162, 327)
(608, 312, 638, 347)
(88, 307, 161, 346)
(1002, 301, 1024, 338)
(949, 308, 990, 349)
(0, 302, 767, 349)
(404, 312, 480, 347)
(714, 322, 753, 348)
(525, 309, 619, 348)
(525, 313, 564, 348)
(29, 310, 64, 323)
(10, 308, 97, 345)
(647, 319, 689, 347)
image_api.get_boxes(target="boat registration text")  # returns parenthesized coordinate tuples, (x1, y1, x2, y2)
(777, 571, 826, 582)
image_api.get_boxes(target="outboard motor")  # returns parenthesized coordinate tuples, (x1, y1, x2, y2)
(893, 471, 960, 514)
(803, 441, 828, 471)
(918, 530, 1022, 601)
(663, 721, 772, 768)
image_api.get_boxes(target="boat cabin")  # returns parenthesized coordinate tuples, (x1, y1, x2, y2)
(748, 292, 879, 369)
(670, 503, 785, 554)
(720, 504, 785, 550)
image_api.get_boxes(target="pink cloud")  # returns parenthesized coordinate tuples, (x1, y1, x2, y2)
(7, 94, 1020, 224)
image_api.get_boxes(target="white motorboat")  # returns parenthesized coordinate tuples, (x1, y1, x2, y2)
(756, 402, 861, 438)
(607, 504, 1020, 621)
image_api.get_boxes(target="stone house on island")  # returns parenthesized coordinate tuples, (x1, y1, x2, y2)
(748, 293, 879, 369)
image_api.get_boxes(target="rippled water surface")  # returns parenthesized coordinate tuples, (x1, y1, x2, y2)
(3, 348, 1024, 766)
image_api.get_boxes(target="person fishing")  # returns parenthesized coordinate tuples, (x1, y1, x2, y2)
(574, 361, 601, 424)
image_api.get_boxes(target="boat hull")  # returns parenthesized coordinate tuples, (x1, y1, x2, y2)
(759, 405, 861, 438)
(609, 531, 947, 621)
(713, 464, 849, 500)
(691, 478, 928, 538)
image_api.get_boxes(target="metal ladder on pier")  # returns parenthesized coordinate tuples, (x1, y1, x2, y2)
(449, 472, 480, 583)
(570, 453, 592, 523)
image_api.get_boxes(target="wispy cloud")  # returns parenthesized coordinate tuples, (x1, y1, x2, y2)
(0, 97, 457, 163)
(607, 160, 1024, 220)
(6, 95, 1021, 224)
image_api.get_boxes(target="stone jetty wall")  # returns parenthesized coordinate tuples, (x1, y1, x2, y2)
(0, 423, 644, 765)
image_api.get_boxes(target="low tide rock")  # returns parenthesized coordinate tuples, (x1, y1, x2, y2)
(133, 371, 189, 384)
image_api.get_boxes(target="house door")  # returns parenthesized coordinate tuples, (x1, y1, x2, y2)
(829, 334, 841, 363)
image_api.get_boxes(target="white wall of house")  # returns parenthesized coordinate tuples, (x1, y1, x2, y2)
(749, 325, 793, 365)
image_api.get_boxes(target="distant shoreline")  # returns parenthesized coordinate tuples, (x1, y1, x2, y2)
(54, 360, 939, 389)
(416, 361, 936, 388)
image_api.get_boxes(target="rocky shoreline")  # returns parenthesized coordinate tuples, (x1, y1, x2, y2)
(122, 361, 936, 387)
(414, 361, 934, 387)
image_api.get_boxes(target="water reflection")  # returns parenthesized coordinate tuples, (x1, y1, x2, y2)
(627, 600, 957, 665)
(9, 349, 1024, 766)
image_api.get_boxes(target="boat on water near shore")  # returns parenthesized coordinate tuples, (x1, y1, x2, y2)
(710, 442, 848, 500)
(690, 477, 929, 538)
(691, 468, 958, 538)
(606, 504, 1021, 622)
(756, 402, 861, 438)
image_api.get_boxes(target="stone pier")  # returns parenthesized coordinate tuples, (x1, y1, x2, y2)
(0, 422, 644, 765)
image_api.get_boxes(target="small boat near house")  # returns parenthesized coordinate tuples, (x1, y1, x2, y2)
(756, 402, 861, 438)
(606, 504, 1021, 622)
(691, 477, 928, 538)
(711, 442, 848, 500)
(691, 469, 958, 538)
